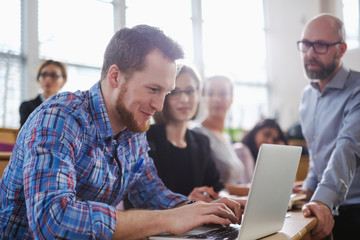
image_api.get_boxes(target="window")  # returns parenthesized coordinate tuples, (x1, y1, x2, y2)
(39, 0, 114, 92)
(343, 0, 360, 49)
(0, 0, 21, 128)
(202, 0, 267, 130)
(126, 0, 193, 60)
(1, 0, 267, 130)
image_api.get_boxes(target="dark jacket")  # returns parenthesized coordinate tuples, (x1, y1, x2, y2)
(146, 124, 224, 195)
(19, 95, 43, 127)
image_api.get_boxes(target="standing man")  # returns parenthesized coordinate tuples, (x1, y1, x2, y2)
(0, 25, 241, 239)
(296, 14, 360, 240)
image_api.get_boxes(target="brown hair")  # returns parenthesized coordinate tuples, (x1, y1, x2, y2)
(153, 65, 202, 124)
(36, 60, 67, 82)
(100, 24, 184, 80)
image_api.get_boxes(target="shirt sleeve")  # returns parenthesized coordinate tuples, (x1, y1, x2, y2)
(23, 107, 116, 239)
(311, 86, 360, 210)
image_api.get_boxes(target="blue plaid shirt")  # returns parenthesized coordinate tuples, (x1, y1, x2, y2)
(0, 82, 187, 239)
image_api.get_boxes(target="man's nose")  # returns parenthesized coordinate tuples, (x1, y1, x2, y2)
(151, 95, 165, 112)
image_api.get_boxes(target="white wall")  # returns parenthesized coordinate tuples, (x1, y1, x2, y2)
(264, 0, 360, 130)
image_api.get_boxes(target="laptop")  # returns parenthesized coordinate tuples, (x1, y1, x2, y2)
(149, 144, 302, 240)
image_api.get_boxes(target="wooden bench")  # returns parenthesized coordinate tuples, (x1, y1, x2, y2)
(0, 128, 18, 178)
(0, 151, 11, 178)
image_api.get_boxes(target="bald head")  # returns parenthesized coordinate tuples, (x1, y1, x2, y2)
(299, 14, 347, 84)
(302, 14, 345, 43)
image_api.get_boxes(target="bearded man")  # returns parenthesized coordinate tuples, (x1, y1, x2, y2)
(0, 25, 242, 239)
(295, 14, 360, 240)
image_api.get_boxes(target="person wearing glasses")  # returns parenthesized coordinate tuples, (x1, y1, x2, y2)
(19, 59, 67, 127)
(146, 65, 225, 202)
(294, 14, 360, 240)
(0, 25, 242, 239)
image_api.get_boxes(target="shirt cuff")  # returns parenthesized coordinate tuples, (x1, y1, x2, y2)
(311, 185, 338, 210)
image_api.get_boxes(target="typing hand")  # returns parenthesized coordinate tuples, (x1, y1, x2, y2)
(302, 201, 334, 240)
(188, 186, 219, 203)
(167, 199, 241, 234)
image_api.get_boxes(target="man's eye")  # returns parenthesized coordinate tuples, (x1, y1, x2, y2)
(149, 87, 159, 93)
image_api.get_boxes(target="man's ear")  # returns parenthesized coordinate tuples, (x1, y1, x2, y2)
(338, 42, 347, 59)
(107, 64, 125, 88)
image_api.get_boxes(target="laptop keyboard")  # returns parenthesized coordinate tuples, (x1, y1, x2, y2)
(188, 225, 239, 239)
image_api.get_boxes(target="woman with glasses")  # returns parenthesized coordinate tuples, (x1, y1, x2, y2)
(19, 60, 67, 127)
(233, 118, 288, 184)
(195, 76, 247, 194)
(146, 65, 225, 202)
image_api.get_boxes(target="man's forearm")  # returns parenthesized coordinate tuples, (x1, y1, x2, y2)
(112, 209, 171, 239)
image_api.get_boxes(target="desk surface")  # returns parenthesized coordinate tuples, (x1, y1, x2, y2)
(262, 211, 317, 240)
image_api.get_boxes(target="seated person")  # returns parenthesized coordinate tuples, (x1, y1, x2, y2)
(0, 25, 241, 239)
(194, 75, 248, 196)
(148, 64, 224, 202)
(19, 59, 67, 127)
(233, 118, 287, 183)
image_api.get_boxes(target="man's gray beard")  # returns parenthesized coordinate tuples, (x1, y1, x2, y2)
(305, 60, 337, 80)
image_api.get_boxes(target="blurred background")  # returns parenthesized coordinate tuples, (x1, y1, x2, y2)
(0, 0, 359, 138)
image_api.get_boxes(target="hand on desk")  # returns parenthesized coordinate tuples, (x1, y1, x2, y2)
(188, 186, 218, 202)
(302, 201, 334, 240)
(293, 183, 313, 202)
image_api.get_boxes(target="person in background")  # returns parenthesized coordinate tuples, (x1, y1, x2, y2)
(0, 25, 242, 239)
(19, 59, 67, 127)
(295, 13, 360, 240)
(195, 75, 248, 196)
(233, 118, 287, 184)
(147, 64, 224, 202)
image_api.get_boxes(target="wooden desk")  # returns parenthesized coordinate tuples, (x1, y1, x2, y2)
(262, 211, 317, 240)
(0, 151, 11, 178)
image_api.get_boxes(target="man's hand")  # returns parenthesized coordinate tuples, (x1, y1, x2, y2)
(112, 197, 242, 239)
(188, 186, 219, 203)
(293, 185, 313, 201)
(166, 197, 242, 235)
(302, 201, 334, 240)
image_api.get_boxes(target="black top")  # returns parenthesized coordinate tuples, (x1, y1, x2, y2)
(147, 124, 224, 196)
(19, 95, 43, 127)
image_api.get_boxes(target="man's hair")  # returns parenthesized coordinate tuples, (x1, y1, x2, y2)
(153, 64, 202, 124)
(36, 59, 67, 81)
(101, 25, 184, 80)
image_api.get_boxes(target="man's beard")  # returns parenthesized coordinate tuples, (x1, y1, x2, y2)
(116, 87, 150, 133)
(304, 58, 337, 80)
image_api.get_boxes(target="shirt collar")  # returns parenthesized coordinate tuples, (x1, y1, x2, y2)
(310, 65, 350, 91)
(89, 82, 114, 141)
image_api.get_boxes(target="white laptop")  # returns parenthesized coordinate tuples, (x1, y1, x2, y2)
(149, 144, 302, 240)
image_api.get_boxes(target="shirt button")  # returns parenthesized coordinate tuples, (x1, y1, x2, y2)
(313, 155, 317, 159)
(313, 135, 316, 139)
(314, 115, 317, 119)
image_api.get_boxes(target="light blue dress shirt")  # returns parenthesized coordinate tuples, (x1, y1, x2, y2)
(299, 65, 360, 212)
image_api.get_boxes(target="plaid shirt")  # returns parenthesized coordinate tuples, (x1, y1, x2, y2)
(0, 82, 187, 239)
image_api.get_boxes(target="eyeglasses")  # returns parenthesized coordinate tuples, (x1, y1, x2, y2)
(297, 41, 343, 55)
(39, 72, 63, 80)
(168, 88, 197, 99)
